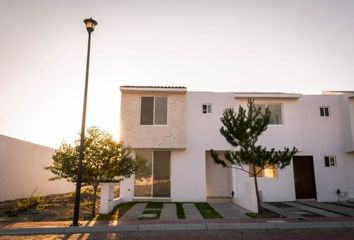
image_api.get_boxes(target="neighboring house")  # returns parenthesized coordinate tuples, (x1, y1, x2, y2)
(101, 86, 354, 213)
(0, 134, 74, 201)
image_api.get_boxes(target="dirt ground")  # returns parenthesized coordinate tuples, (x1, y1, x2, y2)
(0, 188, 98, 223)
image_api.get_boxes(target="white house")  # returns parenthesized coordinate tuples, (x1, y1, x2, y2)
(100, 86, 354, 213)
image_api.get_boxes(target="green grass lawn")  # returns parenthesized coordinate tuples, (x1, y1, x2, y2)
(146, 202, 163, 209)
(195, 202, 222, 219)
(176, 202, 186, 219)
(95, 202, 135, 221)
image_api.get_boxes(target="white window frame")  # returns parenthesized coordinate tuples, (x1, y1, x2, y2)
(202, 103, 212, 114)
(324, 156, 336, 167)
(254, 102, 284, 125)
(139, 96, 168, 126)
(320, 106, 330, 117)
(133, 150, 171, 199)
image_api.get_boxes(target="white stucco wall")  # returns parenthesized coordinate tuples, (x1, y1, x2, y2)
(236, 98, 303, 151)
(118, 88, 354, 212)
(120, 91, 186, 149)
(0, 135, 74, 201)
(170, 92, 236, 202)
(298, 95, 354, 202)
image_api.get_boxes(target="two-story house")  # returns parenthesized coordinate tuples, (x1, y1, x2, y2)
(100, 86, 354, 213)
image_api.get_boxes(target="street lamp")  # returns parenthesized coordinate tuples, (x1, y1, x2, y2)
(72, 17, 98, 226)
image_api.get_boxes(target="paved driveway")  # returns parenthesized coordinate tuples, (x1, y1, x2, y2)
(262, 201, 354, 218)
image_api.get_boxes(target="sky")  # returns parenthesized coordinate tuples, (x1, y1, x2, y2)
(0, 0, 354, 148)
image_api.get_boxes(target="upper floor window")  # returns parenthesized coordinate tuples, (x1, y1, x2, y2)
(324, 156, 336, 167)
(255, 104, 283, 125)
(202, 104, 212, 114)
(140, 96, 167, 125)
(320, 106, 330, 117)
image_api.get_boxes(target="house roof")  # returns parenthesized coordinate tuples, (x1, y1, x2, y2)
(233, 92, 302, 99)
(120, 85, 187, 93)
(322, 91, 354, 98)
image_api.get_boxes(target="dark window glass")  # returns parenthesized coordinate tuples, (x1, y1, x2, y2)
(320, 107, 329, 117)
(324, 107, 329, 116)
(202, 104, 207, 113)
(134, 151, 153, 197)
(155, 97, 167, 125)
(268, 104, 282, 124)
(153, 151, 171, 197)
(324, 156, 330, 167)
(140, 97, 154, 125)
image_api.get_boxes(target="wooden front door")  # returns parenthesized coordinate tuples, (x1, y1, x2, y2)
(293, 156, 317, 199)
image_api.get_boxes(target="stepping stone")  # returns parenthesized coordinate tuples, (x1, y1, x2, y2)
(297, 200, 354, 217)
(209, 203, 249, 219)
(144, 208, 162, 211)
(183, 203, 203, 220)
(336, 202, 354, 208)
(160, 203, 177, 220)
(284, 202, 342, 217)
(120, 203, 147, 220)
(262, 203, 303, 218)
(139, 213, 158, 219)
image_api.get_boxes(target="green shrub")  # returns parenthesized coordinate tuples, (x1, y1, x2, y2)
(17, 195, 46, 211)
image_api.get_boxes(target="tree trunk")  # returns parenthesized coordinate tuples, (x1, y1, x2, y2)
(252, 165, 262, 214)
(91, 185, 98, 218)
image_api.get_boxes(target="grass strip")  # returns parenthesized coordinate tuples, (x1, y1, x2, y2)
(95, 202, 135, 221)
(176, 203, 185, 219)
(195, 202, 222, 219)
(245, 212, 264, 218)
(146, 202, 163, 209)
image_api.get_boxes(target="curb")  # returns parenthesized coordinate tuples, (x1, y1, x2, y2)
(1, 221, 354, 236)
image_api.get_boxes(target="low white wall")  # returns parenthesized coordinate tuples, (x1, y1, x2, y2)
(233, 168, 258, 212)
(119, 176, 135, 202)
(100, 183, 122, 214)
(0, 134, 74, 201)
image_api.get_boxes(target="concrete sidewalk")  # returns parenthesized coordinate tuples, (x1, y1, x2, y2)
(1, 220, 354, 236)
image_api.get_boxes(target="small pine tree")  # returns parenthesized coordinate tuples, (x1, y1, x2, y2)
(211, 99, 298, 213)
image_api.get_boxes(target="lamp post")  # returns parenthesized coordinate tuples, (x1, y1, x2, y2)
(72, 17, 98, 226)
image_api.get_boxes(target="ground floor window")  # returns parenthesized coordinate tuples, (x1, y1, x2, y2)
(134, 150, 171, 198)
(249, 165, 278, 178)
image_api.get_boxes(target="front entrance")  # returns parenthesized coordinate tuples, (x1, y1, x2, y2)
(134, 151, 171, 198)
(293, 156, 317, 199)
(205, 151, 232, 199)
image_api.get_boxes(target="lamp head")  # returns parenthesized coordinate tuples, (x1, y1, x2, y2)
(84, 17, 98, 33)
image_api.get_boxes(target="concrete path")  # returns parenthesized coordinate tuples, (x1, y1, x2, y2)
(209, 203, 249, 219)
(160, 204, 177, 220)
(2, 221, 354, 236)
(120, 203, 147, 220)
(284, 202, 343, 217)
(183, 203, 203, 220)
(297, 200, 354, 217)
(262, 203, 303, 218)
